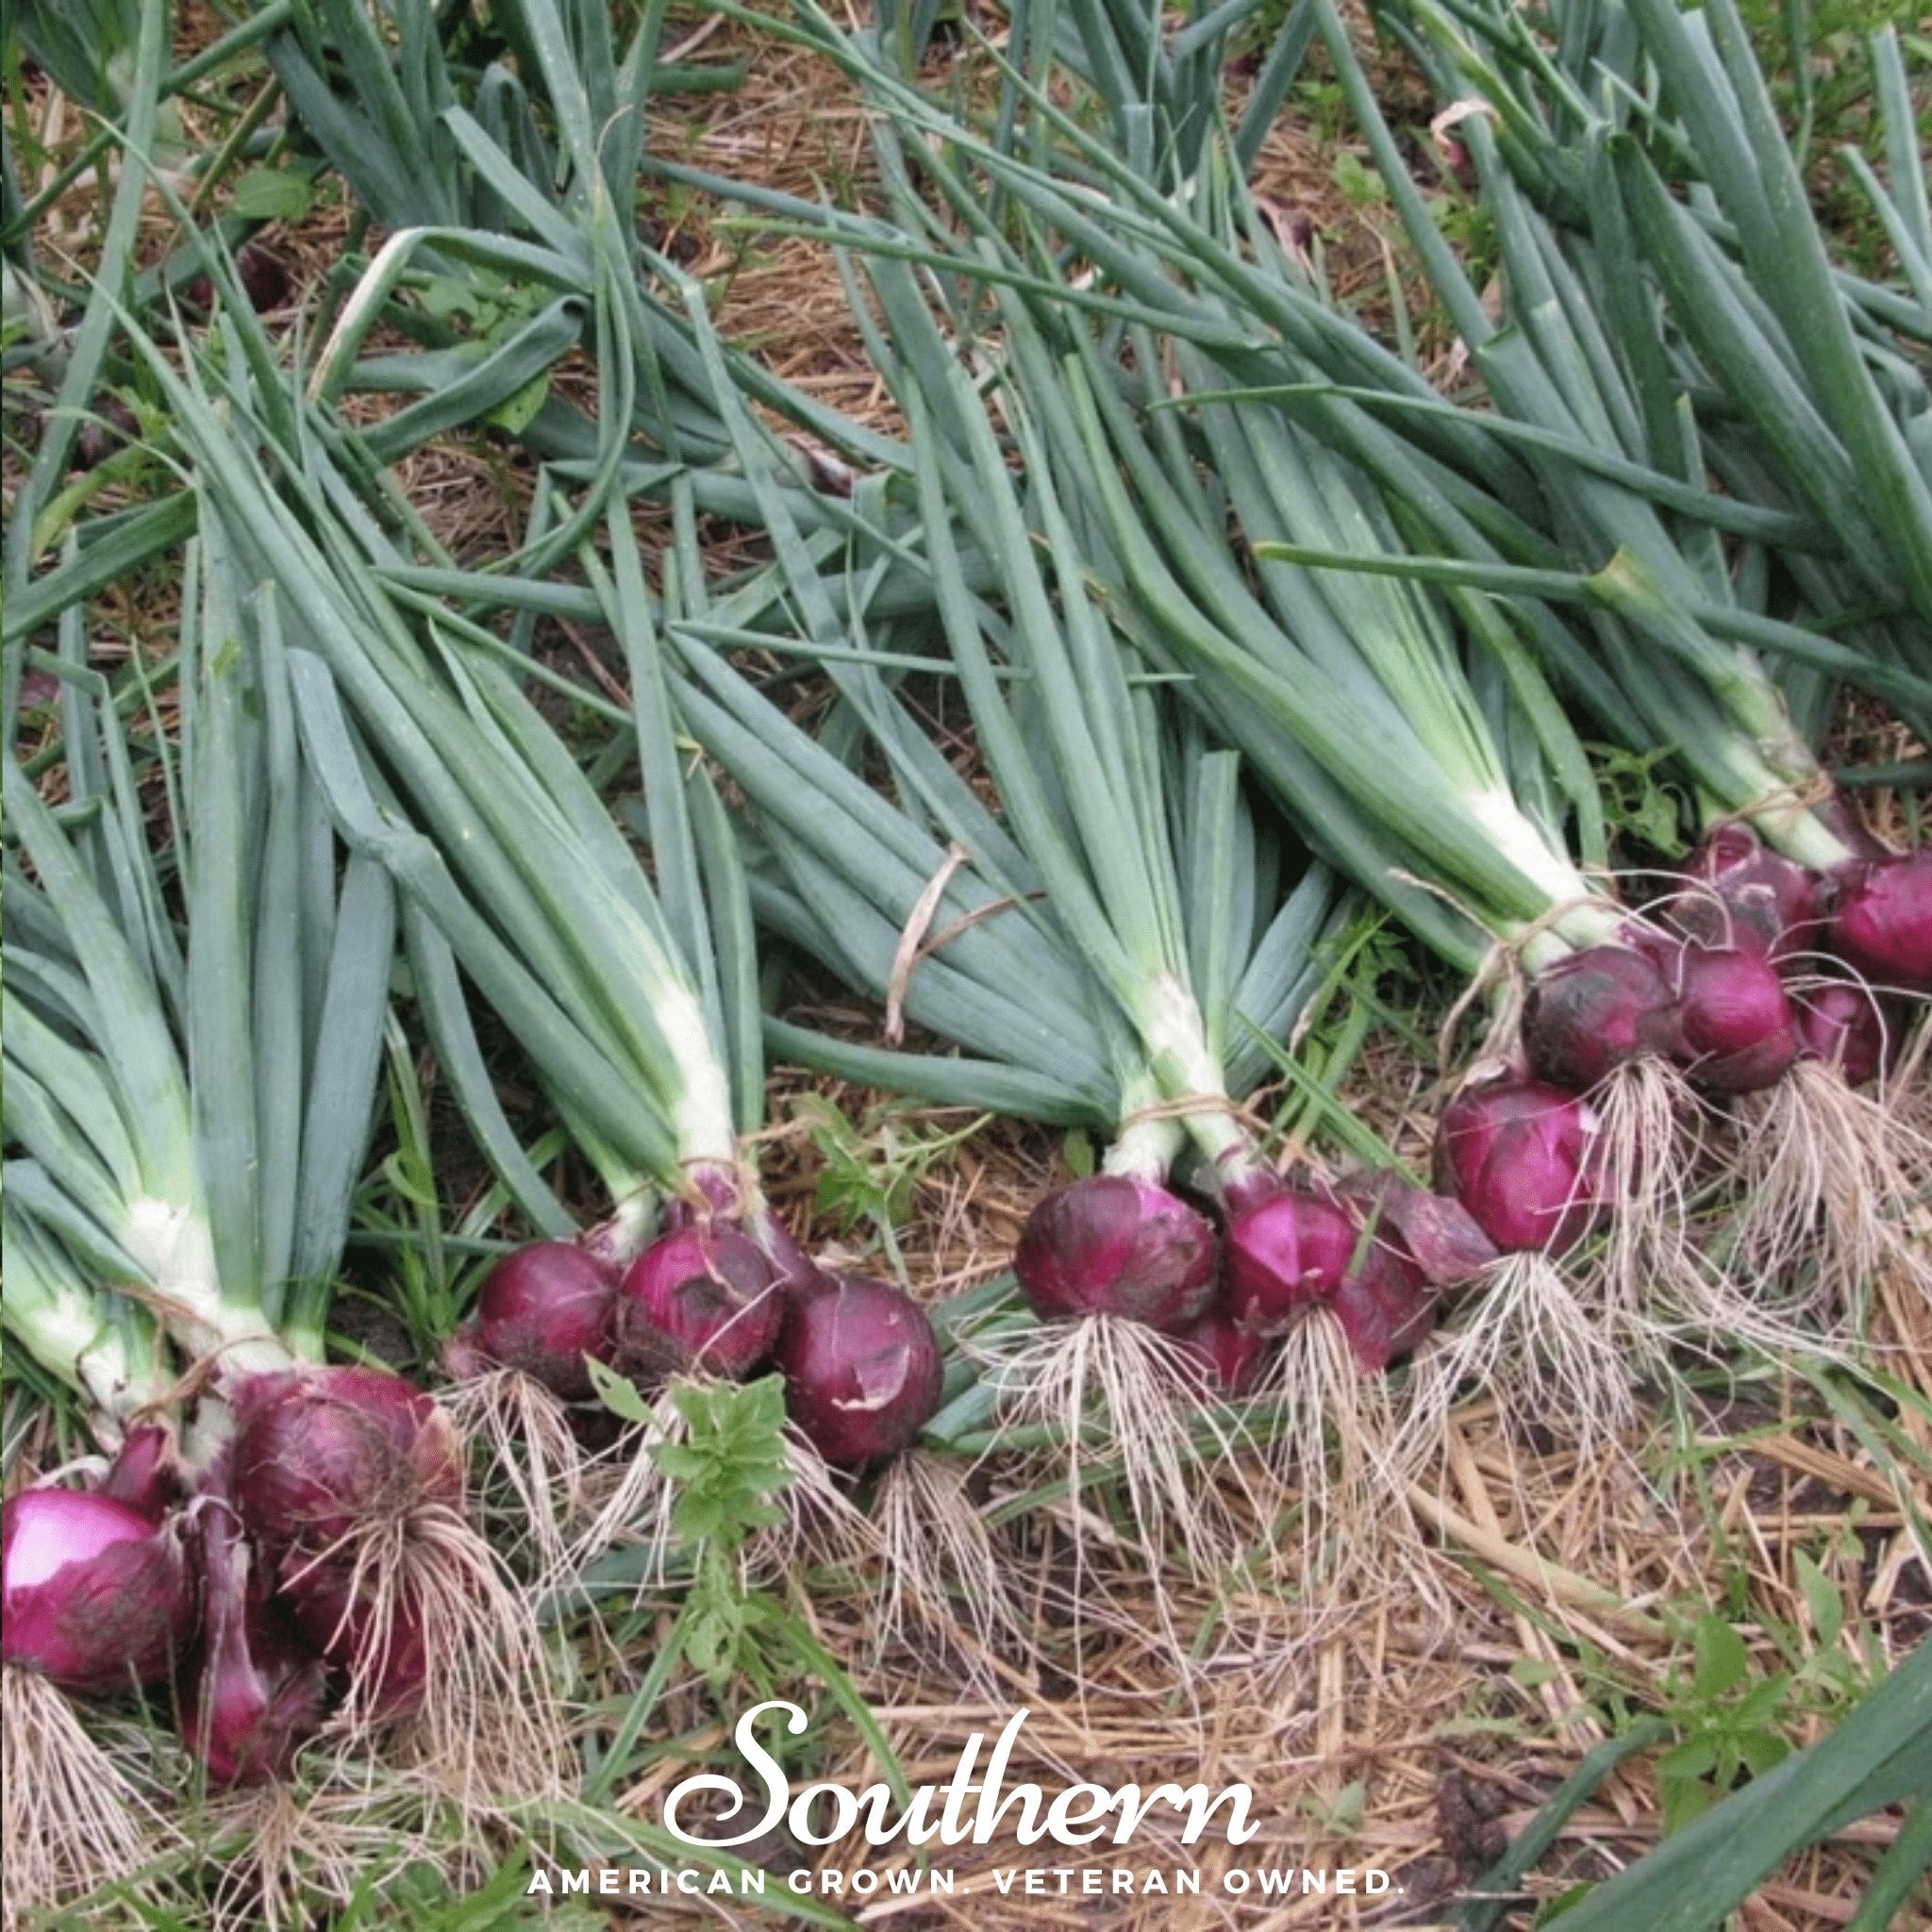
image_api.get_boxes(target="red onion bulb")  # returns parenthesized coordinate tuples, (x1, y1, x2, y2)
(1434, 1076, 1602, 1256)
(2, 1487, 194, 1693)
(775, 1275, 944, 1467)
(184, 1508, 329, 1787)
(228, 1367, 463, 1557)
(1014, 1174, 1218, 1329)
(1222, 1188, 1357, 1336)
(1673, 943, 1798, 1093)
(1524, 944, 1682, 1090)
(1832, 852, 1932, 992)
(447, 1241, 618, 1399)
(612, 1225, 785, 1379)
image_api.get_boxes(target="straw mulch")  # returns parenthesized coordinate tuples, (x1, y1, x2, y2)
(718, 1091, 1932, 1930)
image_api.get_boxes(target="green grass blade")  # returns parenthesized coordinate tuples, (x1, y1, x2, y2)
(1550, 1640, 1932, 1932)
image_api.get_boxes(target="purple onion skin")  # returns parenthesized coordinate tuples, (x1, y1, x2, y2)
(1, 1488, 195, 1692)
(228, 1367, 463, 1557)
(661, 1189, 825, 1301)
(1014, 1175, 1219, 1329)
(775, 1275, 945, 1467)
(276, 1557, 426, 1722)
(1337, 1174, 1497, 1289)
(1524, 945, 1683, 1091)
(1330, 1244, 1438, 1374)
(1172, 1307, 1272, 1396)
(1676, 827, 1824, 960)
(1672, 944, 1799, 1093)
(749, 1213, 823, 1299)
(613, 1226, 786, 1380)
(1832, 853, 1932, 993)
(185, 1510, 329, 1787)
(447, 1241, 618, 1399)
(1792, 981, 1893, 1088)
(1434, 1078, 1602, 1256)
(99, 1423, 184, 1522)
(1222, 1189, 1357, 1336)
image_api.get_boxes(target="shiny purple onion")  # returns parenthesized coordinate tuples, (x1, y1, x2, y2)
(445, 1241, 618, 1399)
(1222, 1187, 1357, 1336)
(1831, 852, 1932, 992)
(1433, 1076, 1603, 1256)
(612, 1225, 786, 1379)
(1674, 943, 1798, 1092)
(775, 1275, 945, 1467)
(1013, 1174, 1218, 1330)
(1, 1487, 194, 1693)
(227, 1367, 463, 1557)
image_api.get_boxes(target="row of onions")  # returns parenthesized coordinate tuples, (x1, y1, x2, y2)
(650, 0, 1928, 1402)
(650, 258, 1525, 1574)
(3, 0, 1927, 1921)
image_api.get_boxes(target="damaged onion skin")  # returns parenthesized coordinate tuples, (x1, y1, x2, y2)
(1, 1489, 195, 1693)
(1013, 1174, 1218, 1329)
(1673, 944, 1799, 1093)
(1222, 1189, 1357, 1336)
(185, 1509, 330, 1788)
(1676, 827, 1824, 960)
(1832, 852, 1932, 992)
(1524, 944, 1683, 1090)
(775, 1275, 945, 1467)
(1434, 1077, 1602, 1257)
(447, 1241, 618, 1399)
(228, 1367, 463, 1557)
(612, 1225, 786, 1379)
(1330, 1244, 1438, 1374)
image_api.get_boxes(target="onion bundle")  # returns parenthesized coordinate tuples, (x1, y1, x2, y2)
(1, 543, 558, 1921)
(1273, 0, 1932, 1319)
(644, 264, 1502, 1602)
(691, 0, 1923, 1435)
(124, 298, 961, 1607)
